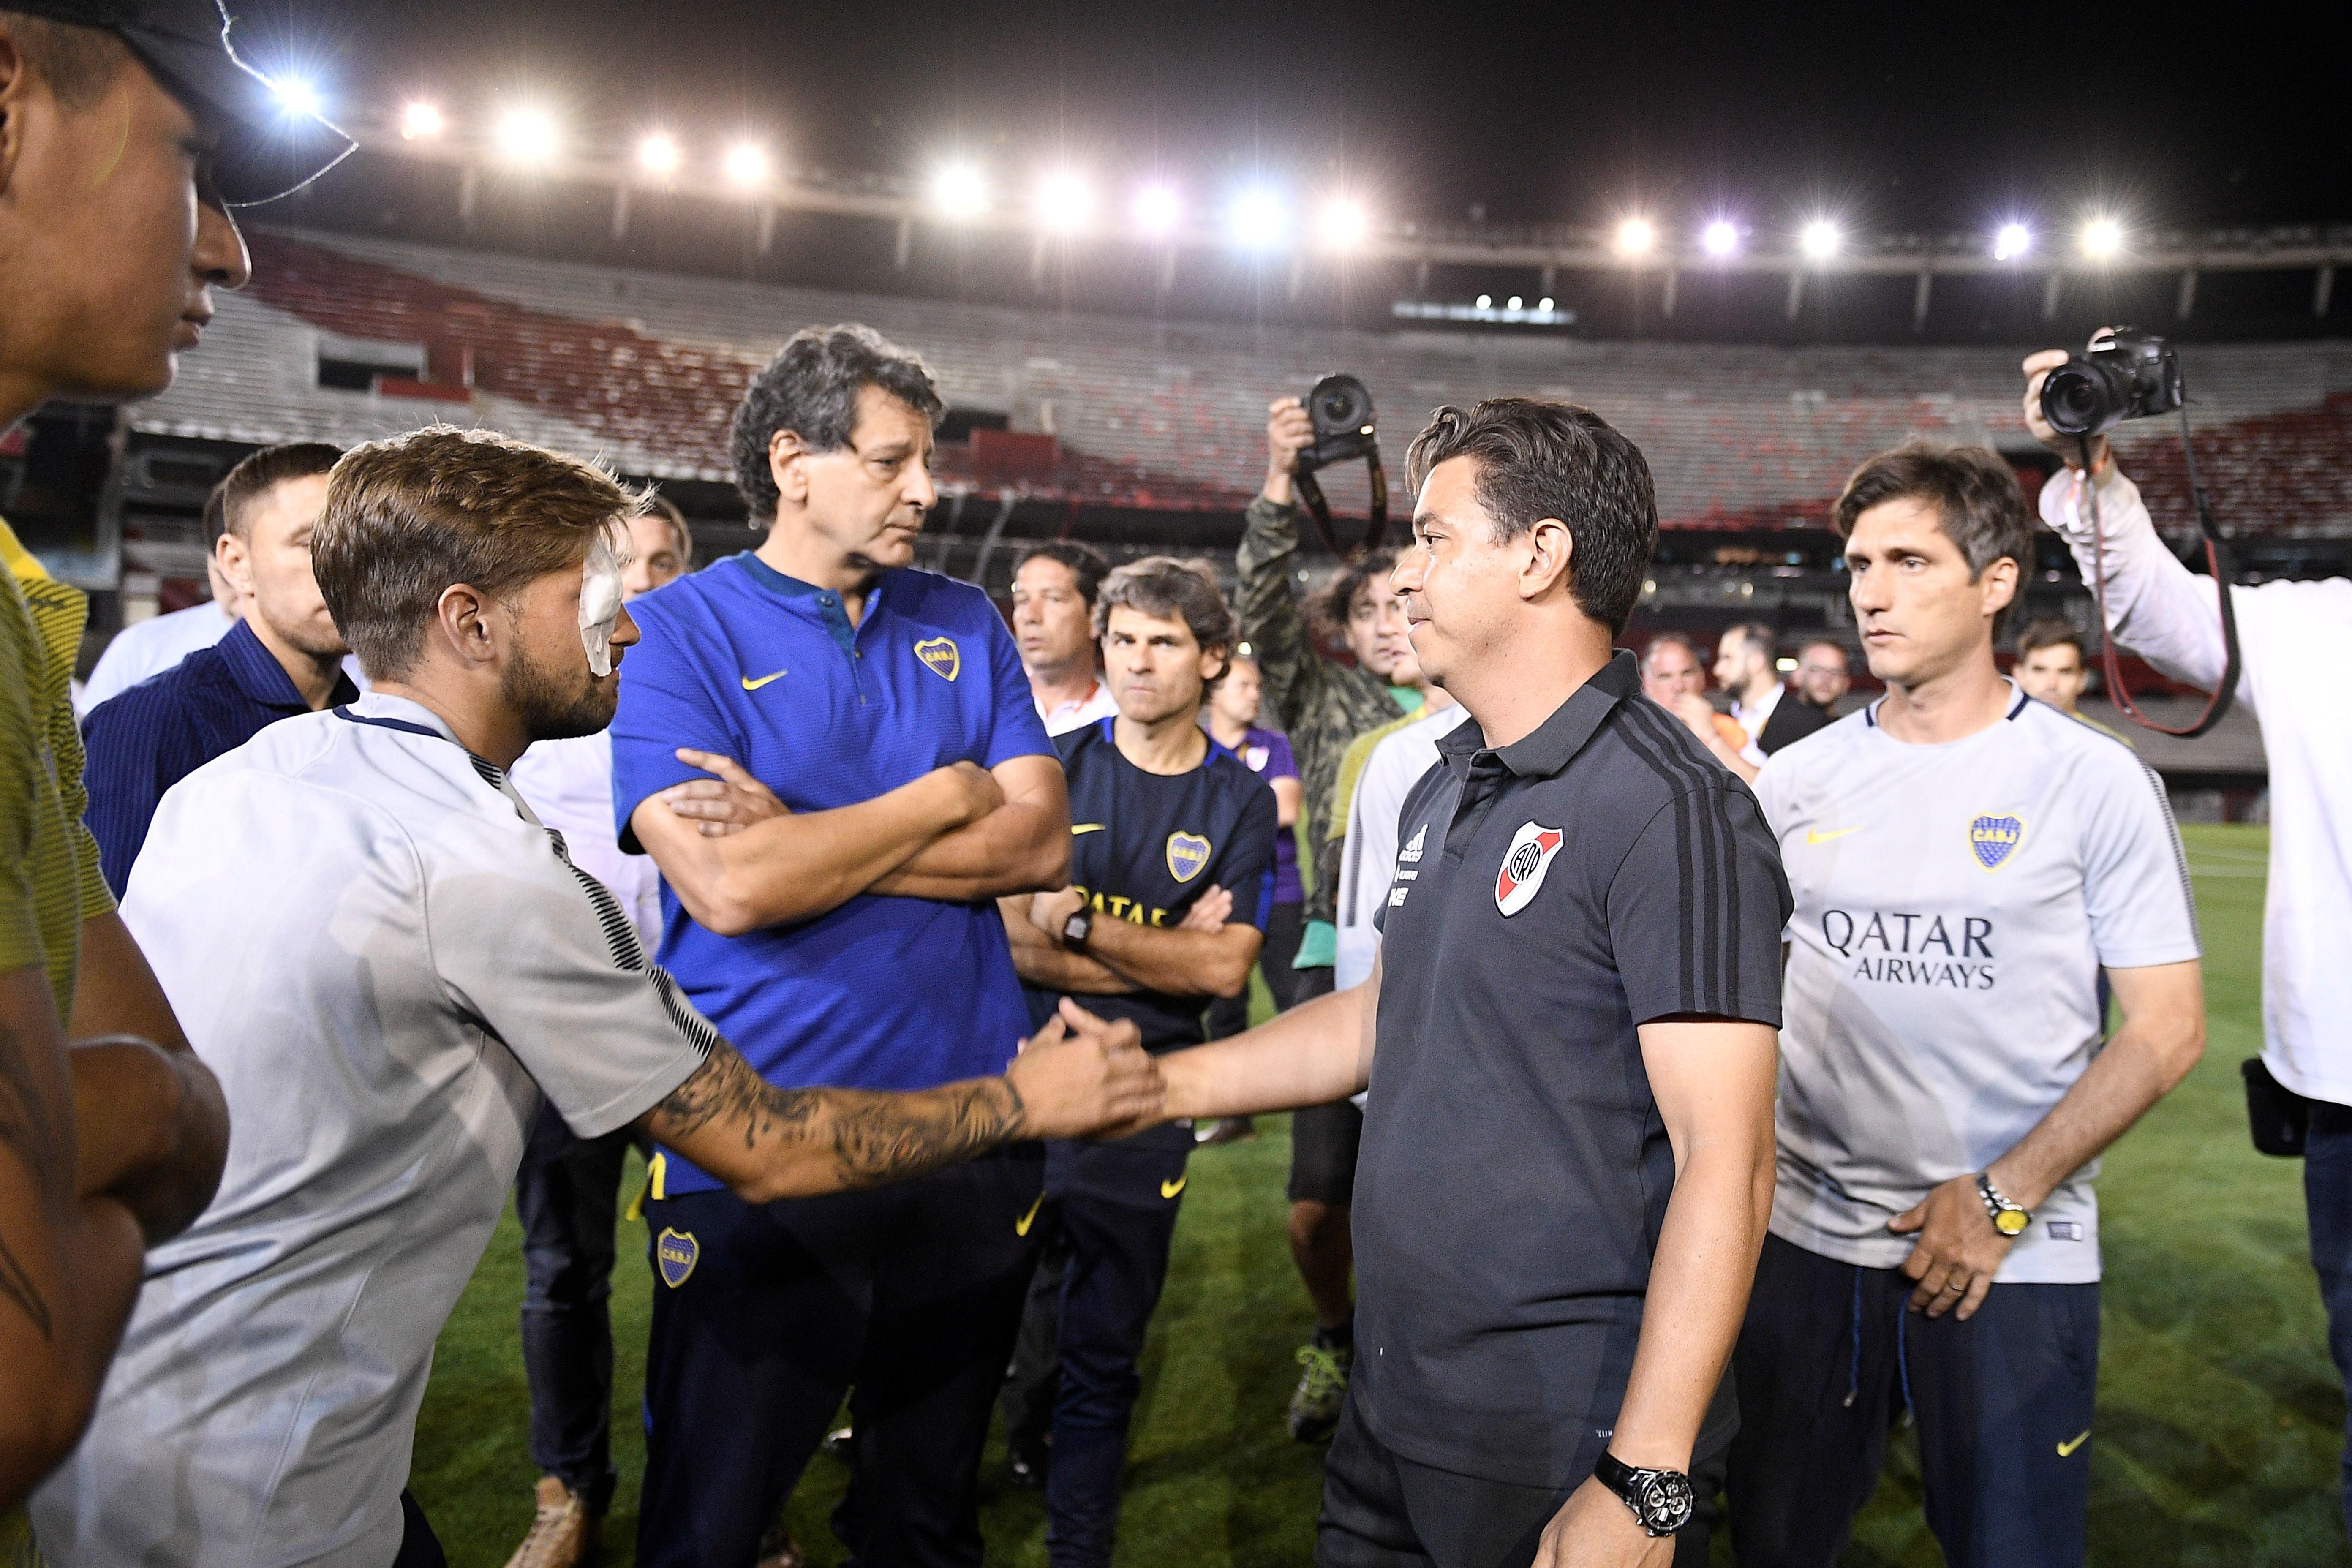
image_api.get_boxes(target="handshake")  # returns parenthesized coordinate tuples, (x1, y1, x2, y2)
(1005, 996, 1169, 1140)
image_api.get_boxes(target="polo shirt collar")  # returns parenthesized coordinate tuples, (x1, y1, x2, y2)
(343, 690, 463, 746)
(732, 551, 884, 657)
(217, 617, 352, 712)
(1435, 649, 1640, 781)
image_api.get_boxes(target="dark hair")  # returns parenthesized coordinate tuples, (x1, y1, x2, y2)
(1014, 540, 1111, 607)
(1306, 550, 1398, 642)
(1831, 441, 2033, 636)
(2017, 619, 2085, 661)
(730, 323, 944, 524)
(1093, 556, 1236, 662)
(212, 442, 342, 541)
(1640, 630, 1700, 672)
(640, 490, 694, 566)
(1723, 621, 1776, 662)
(1405, 398, 1658, 635)
(315, 427, 641, 681)
(0, 13, 126, 110)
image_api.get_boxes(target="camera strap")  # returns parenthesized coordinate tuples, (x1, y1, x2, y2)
(1293, 449, 1389, 563)
(2078, 405, 2243, 737)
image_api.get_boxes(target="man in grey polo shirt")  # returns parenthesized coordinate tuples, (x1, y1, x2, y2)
(31, 428, 1157, 1568)
(1160, 398, 1790, 1568)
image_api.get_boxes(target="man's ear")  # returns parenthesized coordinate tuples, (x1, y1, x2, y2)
(433, 582, 499, 669)
(214, 530, 255, 598)
(767, 430, 809, 515)
(1200, 646, 1230, 687)
(0, 29, 30, 196)
(1519, 517, 1576, 602)
(1981, 555, 2022, 620)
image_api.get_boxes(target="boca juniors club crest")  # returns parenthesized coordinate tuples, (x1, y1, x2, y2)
(1166, 831, 1212, 883)
(913, 636, 961, 682)
(1968, 813, 2025, 871)
(655, 1227, 700, 1289)
(1495, 821, 1565, 916)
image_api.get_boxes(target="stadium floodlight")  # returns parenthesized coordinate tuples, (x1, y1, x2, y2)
(2082, 217, 2124, 260)
(1034, 170, 1094, 234)
(1614, 217, 1656, 259)
(929, 161, 988, 221)
(1226, 187, 1286, 251)
(399, 101, 444, 141)
(1993, 221, 2033, 261)
(269, 76, 323, 120)
(493, 107, 561, 168)
(1799, 219, 1841, 261)
(1132, 182, 1181, 239)
(1701, 219, 1740, 258)
(1538, 296, 1554, 312)
(1475, 293, 1492, 309)
(1318, 197, 1370, 251)
(636, 131, 681, 177)
(723, 142, 770, 188)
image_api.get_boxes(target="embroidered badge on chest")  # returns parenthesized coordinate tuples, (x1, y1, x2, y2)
(1167, 831, 1212, 882)
(1968, 813, 2025, 871)
(655, 1227, 699, 1288)
(1495, 821, 1565, 916)
(914, 636, 961, 681)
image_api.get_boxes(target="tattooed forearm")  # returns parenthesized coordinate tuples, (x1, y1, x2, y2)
(825, 1076, 1026, 1187)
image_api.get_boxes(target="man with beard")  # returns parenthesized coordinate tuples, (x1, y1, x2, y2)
(83, 441, 358, 894)
(30, 427, 1159, 1567)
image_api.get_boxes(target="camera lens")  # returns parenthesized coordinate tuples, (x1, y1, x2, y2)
(2040, 362, 2122, 438)
(1317, 382, 1366, 428)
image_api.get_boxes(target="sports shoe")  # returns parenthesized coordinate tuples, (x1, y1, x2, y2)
(1288, 1340, 1353, 1442)
(502, 1476, 597, 1568)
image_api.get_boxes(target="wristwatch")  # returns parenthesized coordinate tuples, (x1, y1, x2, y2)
(1977, 1171, 2031, 1236)
(1591, 1450, 1695, 1538)
(1061, 907, 1094, 951)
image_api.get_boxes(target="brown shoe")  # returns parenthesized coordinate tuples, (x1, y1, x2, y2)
(502, 1475, 599, 1568)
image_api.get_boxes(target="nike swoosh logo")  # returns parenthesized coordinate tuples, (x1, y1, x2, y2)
(1160, 1176, 1187, 1200)
(1014, 1192, 1045, 1237)
(740, 669, 788, 691)
(2057, 1429, 2090, 1457)
(1071, 823, 1107, 836)
(1805, 828, 1861, 846)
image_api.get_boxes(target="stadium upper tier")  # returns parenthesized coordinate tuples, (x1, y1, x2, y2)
(135, 229, 2352, 538)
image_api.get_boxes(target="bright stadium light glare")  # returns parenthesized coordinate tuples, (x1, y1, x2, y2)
(1132, 182, 1181, 238)
(1035, 170, 1094, 234)
(723, 142, 770, 188)
(1701, 218, 1740, 258)
(1538, 296, 1554, 312)
(1227, 187, 1286, 251)
(493, 106, 561, 168)
(399, 101, 444, 141)
(1318, 196, 1370, 250)
(1799, 219, 1841, 260)
(929, 161, 988, 220)
(2082, 217, 2124, 260)
(270, 76, 323, 120)
(1475, 293, 1492, 309)
(636, 131, 681, 177)
(1614, 217, 1656, 258)
(1993, 221, 2033, 261)
(1507, 295, 1522, 310)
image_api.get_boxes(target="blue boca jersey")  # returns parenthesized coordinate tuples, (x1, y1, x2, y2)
(1053, 717, 1280, 1052)
(610, 554, 1054, 1195)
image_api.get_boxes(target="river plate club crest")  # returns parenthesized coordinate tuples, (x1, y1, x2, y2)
(914, 637, 961, 681)
(1166, 832, 1212, 883)
(1969, 813, 2024, 871)
(656, 1227, 699, 1288)
(1496, 821, 1565, 916)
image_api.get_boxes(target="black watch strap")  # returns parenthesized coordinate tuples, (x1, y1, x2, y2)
(1061, 907, 1093, 950)
(1591, 1450, 1696, 1538)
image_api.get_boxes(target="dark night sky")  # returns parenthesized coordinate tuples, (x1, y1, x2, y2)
(241, 1, 2348, 238)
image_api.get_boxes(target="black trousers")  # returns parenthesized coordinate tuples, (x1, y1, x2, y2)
(393, 1490, 446, 1568)
(1203, 899, 1308, 1038)
(634, 1147, 1046, 1568)
(512, 1097, 632, 1515)
(1727, 1233, 2099, 1568)
(1318, 1383, 1724, 1568)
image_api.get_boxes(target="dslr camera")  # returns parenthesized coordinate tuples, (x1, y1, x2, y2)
(2039, 327, 2184, 438)
(1296, 374, 1377, 473)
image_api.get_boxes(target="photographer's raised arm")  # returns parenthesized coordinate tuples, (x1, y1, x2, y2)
(1236, 397, 1327, 732)
(868, 753, 1073, 901)
(634, 751, 1002, 936)
(637, 999, 1160, 1203)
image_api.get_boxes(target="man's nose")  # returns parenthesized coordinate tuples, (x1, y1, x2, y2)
(196, 201, 252, 291)
(611, 604, 642, 649)
(904, 459, 939, 513)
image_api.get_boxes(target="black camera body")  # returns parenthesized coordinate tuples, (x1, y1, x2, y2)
(1296, 374, 1377, 474)
(2039, 328, 2184, 438)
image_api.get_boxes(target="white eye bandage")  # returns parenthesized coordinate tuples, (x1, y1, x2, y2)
(580, 527, 626, 677)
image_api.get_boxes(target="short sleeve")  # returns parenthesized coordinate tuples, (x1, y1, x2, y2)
(1608, 785, 1791, 1027)
(0, 614, 47, 979)
(425, 833, 715, 1138)
(1220, 779, 1281, 931)
(608, 600, 741, 853)
(979, 609, 1054, 769)
(1264, 732, 1299, 782)
(2079, 754, 2202, 970)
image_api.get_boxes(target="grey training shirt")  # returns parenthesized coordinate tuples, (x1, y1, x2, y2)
(34, 694, 715, 1567)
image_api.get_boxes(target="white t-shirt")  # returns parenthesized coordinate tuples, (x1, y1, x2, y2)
(1730, 681, 1783, 766)
(1036, 677, 1121, 736)
(78, 600, 233, 712)
(510, 730, 663, 950)
(2044, 466, 2352, 1105)
(34, 694, 714, 1566)
(1335, 704, 1470, 991)
(1754, 686, 2201, 1285)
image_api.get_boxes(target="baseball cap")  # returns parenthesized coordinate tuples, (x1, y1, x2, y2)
(6, 0, 354, 204)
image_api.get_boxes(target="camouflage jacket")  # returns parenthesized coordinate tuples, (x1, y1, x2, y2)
(1235, 495, 1407, 931)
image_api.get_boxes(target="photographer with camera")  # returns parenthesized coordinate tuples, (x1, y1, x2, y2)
(2025, 333, 2352, 1540)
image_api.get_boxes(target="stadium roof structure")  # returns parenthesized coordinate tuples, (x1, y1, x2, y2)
(139, 228, 2352, 543)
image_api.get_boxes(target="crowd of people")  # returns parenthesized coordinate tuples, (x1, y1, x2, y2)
(3, 7, 2352, 1568)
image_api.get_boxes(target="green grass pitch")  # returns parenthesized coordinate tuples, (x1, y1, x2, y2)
(410, 824, 2347, 1565)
